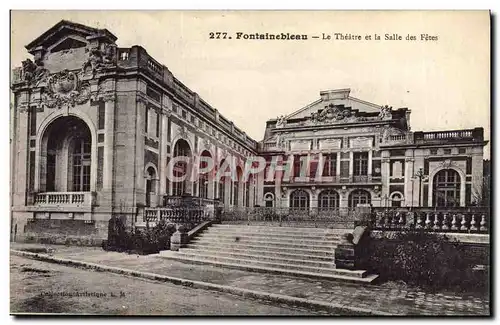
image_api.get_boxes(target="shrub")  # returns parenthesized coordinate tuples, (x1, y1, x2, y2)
(367, 230, 484, 291)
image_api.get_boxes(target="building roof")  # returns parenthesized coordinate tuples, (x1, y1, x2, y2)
(284, 88, 382, 120)
(25, 20, 117, 53)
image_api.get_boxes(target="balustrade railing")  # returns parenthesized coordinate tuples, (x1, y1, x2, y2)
(143, 207, 210, 226)
(34, 192, 93, 206)
(371, 208, 489, 233)
(220, 207, 357, 227)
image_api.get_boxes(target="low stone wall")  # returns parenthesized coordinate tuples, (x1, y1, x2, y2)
(369, 230, 490, 266)
(21, 219, 108, 247)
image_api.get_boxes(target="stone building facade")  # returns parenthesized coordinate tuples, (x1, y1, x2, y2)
(259, 89, 487, 211)
(10, 21, 488, 244)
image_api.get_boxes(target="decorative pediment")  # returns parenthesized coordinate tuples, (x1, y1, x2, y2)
(25, 20, 117, 54)
(51, 37, 87, 53)
(311, 103, 358, 124)
(14, 20, 119, 87)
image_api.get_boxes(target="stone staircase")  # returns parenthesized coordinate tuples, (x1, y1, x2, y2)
(159, 224, 379, 283)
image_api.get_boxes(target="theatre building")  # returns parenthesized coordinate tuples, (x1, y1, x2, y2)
(10, 20, 488, 244)
(258, 89, 487, 211)
(10, 20, 259, 244)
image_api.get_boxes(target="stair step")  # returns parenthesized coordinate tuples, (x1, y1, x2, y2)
(192, 237, 337, 251)
(205, 229, 344, 240)
(186, 243, 335, 257)
(158, 252, 378, 283)
(211, 224, 352, 234)
(180, 248, 334, 266)
(197, 233, 341, 245)
(172, 250, 367, 276)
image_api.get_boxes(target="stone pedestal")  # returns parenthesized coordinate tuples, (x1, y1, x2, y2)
(354, 204, 372, 226)
(170, 225, 188, 251)
(334, 241, 356, 270)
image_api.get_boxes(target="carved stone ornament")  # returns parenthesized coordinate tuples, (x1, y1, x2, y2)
(42, 70, 93, 109)
(276, 115, 287, 128)
(101, 92, 116, 102)
(440, 159, 454, 169)
(20, 58, 49, 87)
(203, 138, 211, 150)
(82, 43, 117, 76)
(179, 125, 189, 139)
(378, 105, 393, 120)
(310, 104, 357, 124)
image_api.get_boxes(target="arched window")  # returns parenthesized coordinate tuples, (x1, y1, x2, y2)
(318, 190, 340, 210)
(290, 189, 310, 210)
(349, 189, 371, 208)
(198, 150, 211, 199)
(390, 192, 403, 207)
(145, 166, 157, 206)
(245, 174, 252, 207)
(264, 192, 275, 208)
(172, 139, 192, 196)
(218, 159, 228, 204)
(42, 116, 92, 193)
(433, 169, 461, 207)
(233, 166, 243, 207)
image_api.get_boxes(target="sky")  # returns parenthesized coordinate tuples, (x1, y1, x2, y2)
(10, 10, 490, 158)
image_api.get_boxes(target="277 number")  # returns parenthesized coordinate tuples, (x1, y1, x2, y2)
(209, 32, 229, 39)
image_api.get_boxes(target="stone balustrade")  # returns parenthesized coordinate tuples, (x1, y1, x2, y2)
(34, 192, 95, 207)
(372, 209, 489, 233)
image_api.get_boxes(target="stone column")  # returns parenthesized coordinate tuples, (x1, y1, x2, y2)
(135, 95, 147, 206)
(404, 157, 415, 207)
(159, 112, 169, 199)
(336, 152, 341, 177)
(349, 151, 354, 180)
(102, 93, 116, 208)
(381, 151, 391, 206)
(13, 102, 29, 206)
(367, 150, 373, 176)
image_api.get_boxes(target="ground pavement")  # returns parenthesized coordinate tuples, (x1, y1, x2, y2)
(10, 243, 490, 316)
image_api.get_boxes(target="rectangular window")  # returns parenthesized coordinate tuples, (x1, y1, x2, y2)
(167, 119, 171, 142)
(353, 152, 369, 176)
(156, 112, 160, 137)
(144, 106, 149, 133)
(97, 146, 104, 190)
(29, 151, 35, 191)
(444, 149, 452, 155)
(322, 154, 337, 177)
(30, 107, 37, 136)
(46, 152, 56, 192)
(459, 148, 467, 154)
(172, 104, 177, 114)
(430, 149, 438, 155)
(98, 102, 105, 130)
(182, 110, 187, 119)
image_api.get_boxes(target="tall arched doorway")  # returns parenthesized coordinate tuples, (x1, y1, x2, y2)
(349, 189, 371, 208)
(172, 139, 192, 196)
(433, 169, 461, 207)
(40, 116, 93, 192)
(145, 166, 157, 206)
(290, 189, 310, 210)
